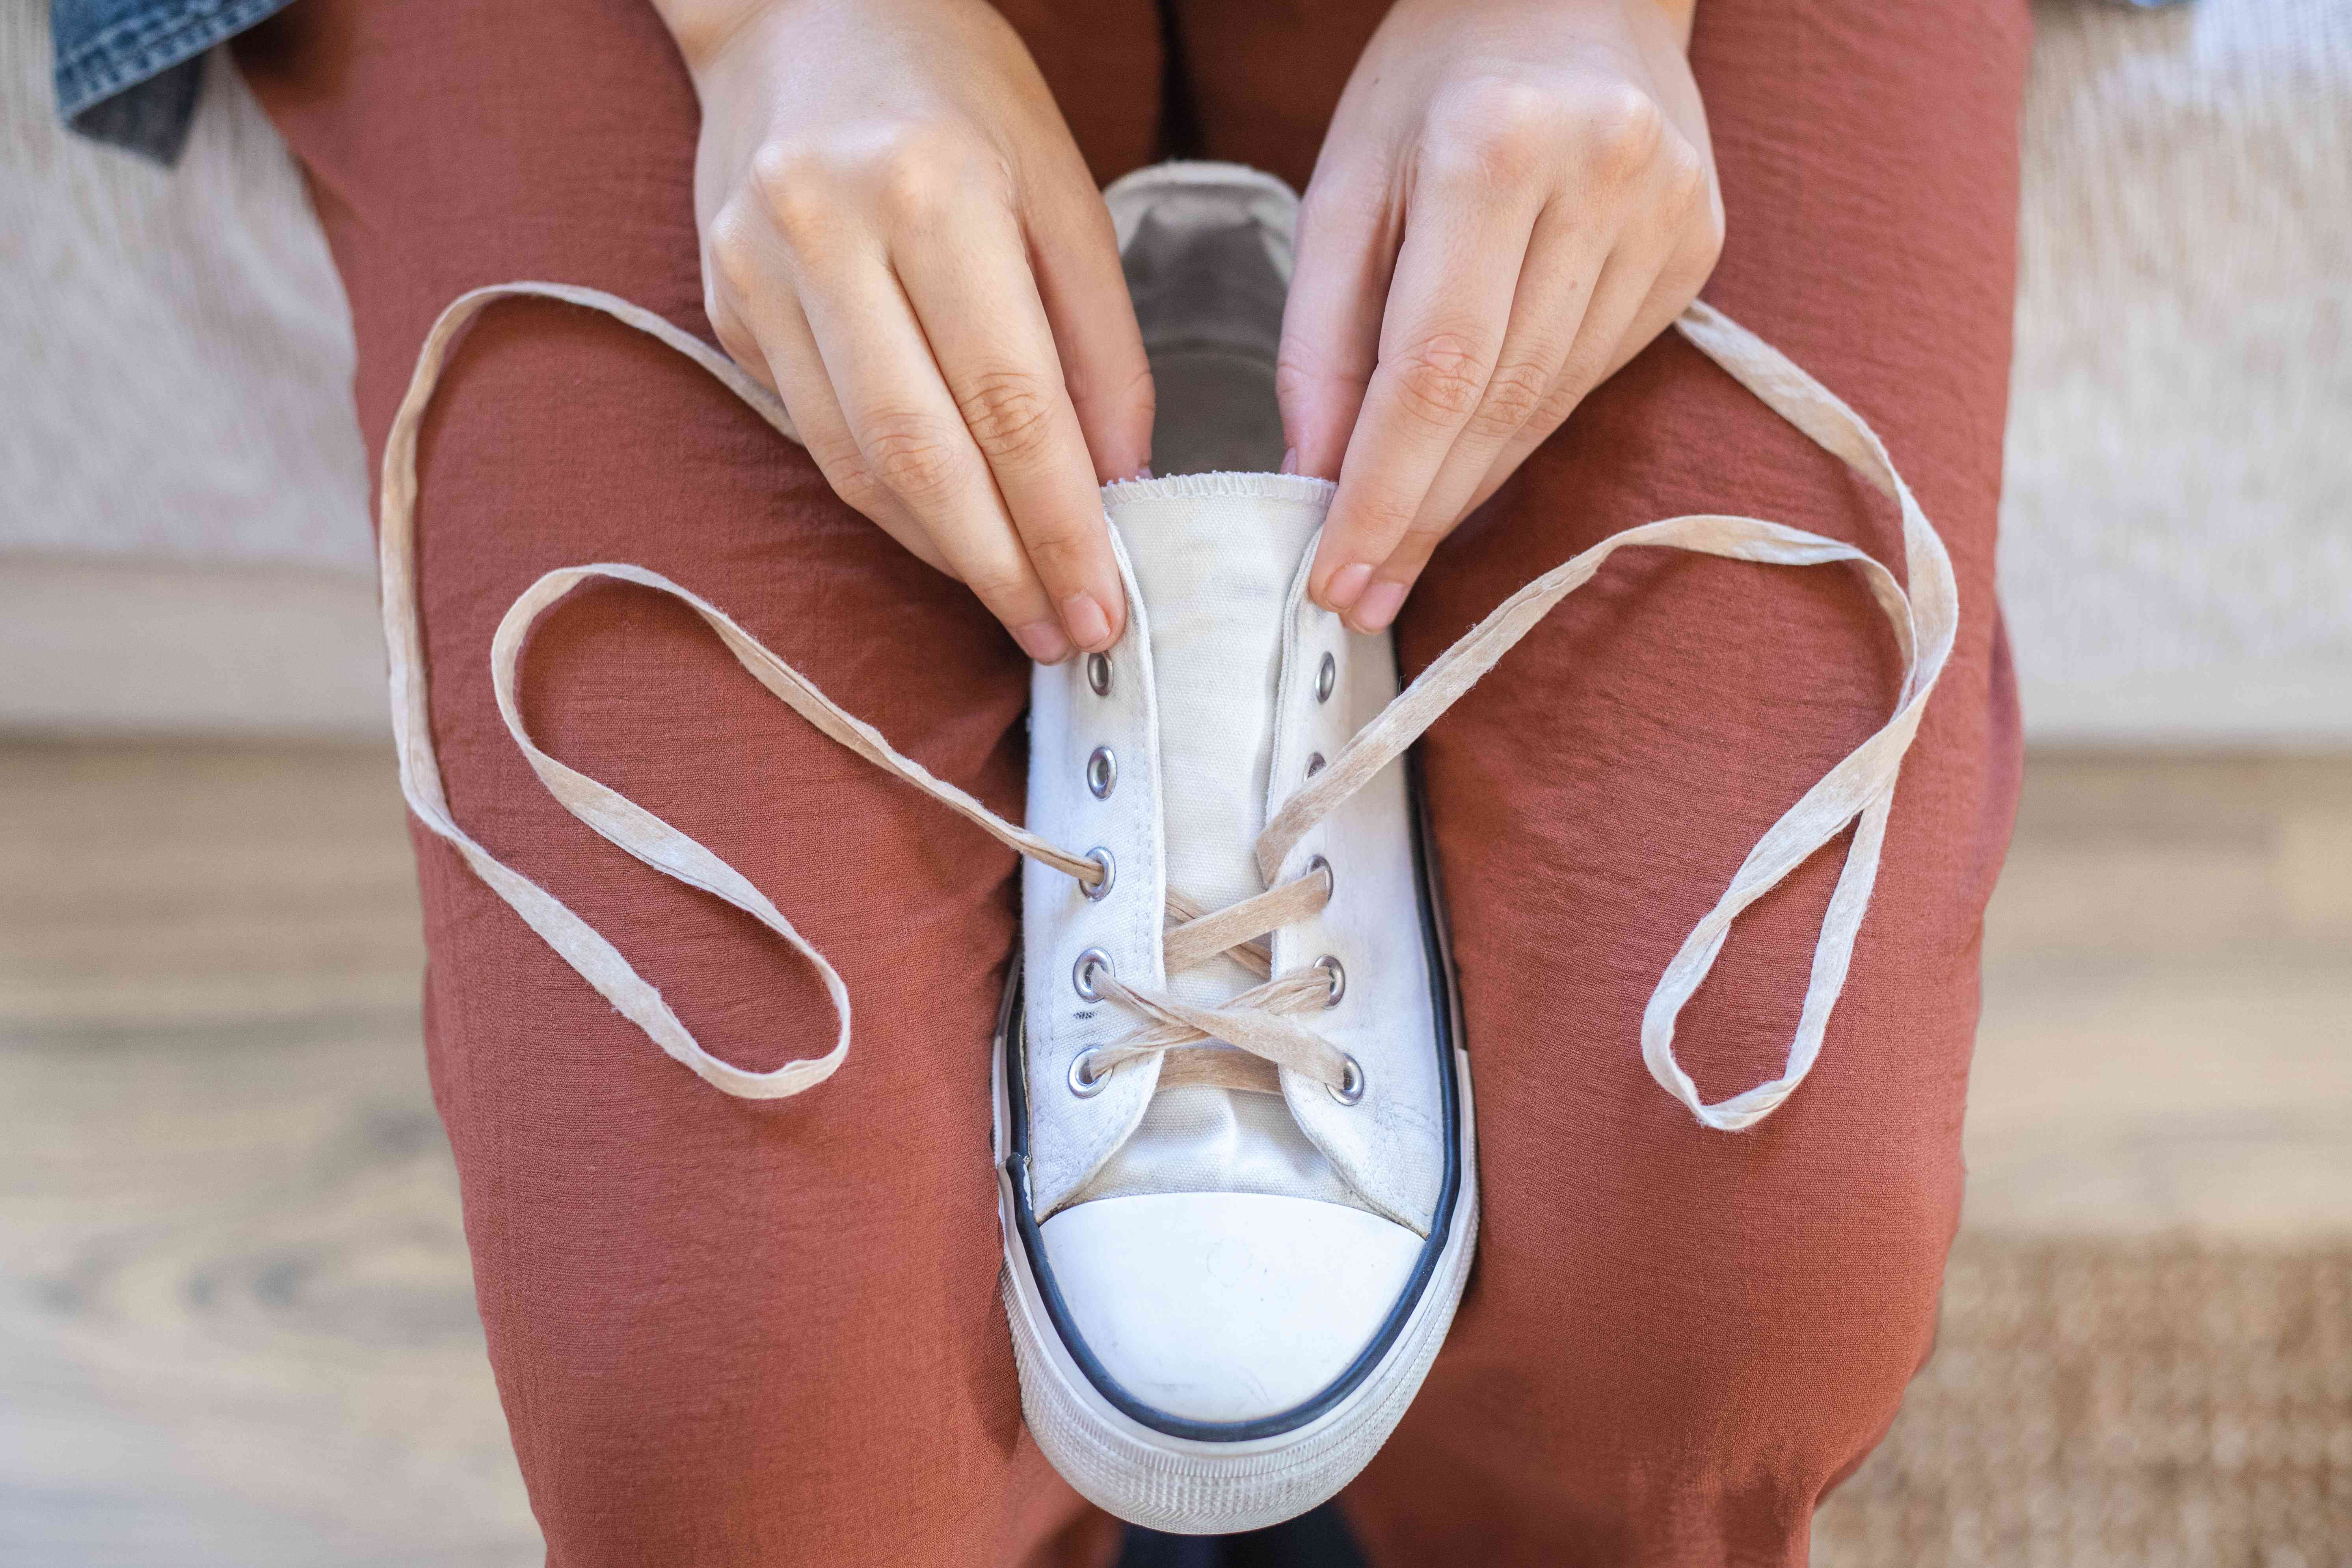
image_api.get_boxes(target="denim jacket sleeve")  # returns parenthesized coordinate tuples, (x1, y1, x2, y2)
(52, 0, 295, 165)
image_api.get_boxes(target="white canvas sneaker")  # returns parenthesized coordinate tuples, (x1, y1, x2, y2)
(992, 164, 1478, 1533)
(380, 164, 1959, 1543)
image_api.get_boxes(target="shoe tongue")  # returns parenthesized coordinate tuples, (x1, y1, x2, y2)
(1105, 477, 1329, 1009)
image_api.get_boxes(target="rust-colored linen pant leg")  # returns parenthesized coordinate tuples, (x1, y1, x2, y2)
(240, 2, 1157, 1563)
(1165, 2, 2031, 1560)
(242, 0, 2025, 1561)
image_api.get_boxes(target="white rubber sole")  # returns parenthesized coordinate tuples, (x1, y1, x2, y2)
(992, 1032, 1478, 1535)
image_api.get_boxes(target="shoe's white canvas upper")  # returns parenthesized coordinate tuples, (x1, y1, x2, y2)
(1020, 166, 1447, 1236)
(1023, 480, 1447, 1233)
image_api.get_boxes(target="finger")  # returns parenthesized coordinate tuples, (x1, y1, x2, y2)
(1463, 154, 1722, 515)
(1388, 205, 1611, 578)
(893, 190, 1128, 651)
(1276, 171, 1397, 487)
(1600, 197, 1724, 386)
(796, 249, 1076, 663)
(1309, 168, 1539, 626)
(1024, 163, 1156, 484)
(712, 255, 955, 578)
(705, 286, 777, 394)
(1466, 241, 1668, 517)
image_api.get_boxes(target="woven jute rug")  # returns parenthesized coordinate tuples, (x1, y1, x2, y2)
(1813, 1233, 2352, 1567)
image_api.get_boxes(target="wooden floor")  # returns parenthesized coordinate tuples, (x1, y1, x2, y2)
(1, 741, 2347, 1565)
(0, 744, 528, 1567)
(1963, 753, 2352, 1236)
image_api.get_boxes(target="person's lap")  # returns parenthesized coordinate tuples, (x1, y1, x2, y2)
(1291, 4, 2030, 1557)
(238, 0, 2025, 1562)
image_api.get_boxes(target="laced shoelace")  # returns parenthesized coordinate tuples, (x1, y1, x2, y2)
(381, 282, 1954, 1132)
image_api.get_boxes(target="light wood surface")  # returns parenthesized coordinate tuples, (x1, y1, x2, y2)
(1966, 753, 2352, 1235)
(1, 740, 2346, 1564)
(0, 743, 525, 1566)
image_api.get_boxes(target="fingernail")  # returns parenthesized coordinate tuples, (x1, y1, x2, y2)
(1351, 580, 1407, 633)
(1280, 447, 1298, 476)
(1015, 619, 1072, 664)
(1324, 562, 1372, 612)
(1062, 591, 1113, 651)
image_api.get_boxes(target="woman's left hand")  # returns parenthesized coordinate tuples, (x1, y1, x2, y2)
(1283, 0, 1723, 632)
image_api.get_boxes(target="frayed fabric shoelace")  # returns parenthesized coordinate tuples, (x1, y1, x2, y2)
(382, 282, 1955, 1133)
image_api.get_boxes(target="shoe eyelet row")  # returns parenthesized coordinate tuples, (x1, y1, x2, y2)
(1070, 950, 1112, 1097)
(1083, 657, 1116, 896)
(1316, 645, 1359, 1107)
(1309, 647, 1348, 1097)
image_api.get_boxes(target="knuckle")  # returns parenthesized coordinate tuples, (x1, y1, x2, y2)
(700, 270, 739, 335)
(871, 122, 1007, 223)
(960, 563, 1034, 612)
(1020, 525, 1094, 581)
(823, 457, 889, 518)
(1388, 331, 1494, 427)
(748, 141, 836, 245)
(705, 198, 769, 296)
(1426, 76, 1562, 189)
(1658, 133, 1712, 218)
(860, 410, 971, 506)
(1655, 158, 1725, 288)
(710, 314, 762, 377)
(747, 121, 1009, 242)
(1465, 357, 1554, 442)
(1687, 183, 1728, 273)
(1355, 494, 1423, 554)
(806, 432, 886, 514)
(1582, 85, 1666, 181)
(1532, 368, 1593, 432)
(956, 370, 1059, 464)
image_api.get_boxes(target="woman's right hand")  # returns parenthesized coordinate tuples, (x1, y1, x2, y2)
(654, 0, 1151, 662)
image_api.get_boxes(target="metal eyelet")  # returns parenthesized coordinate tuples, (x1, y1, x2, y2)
(1327, 1053, 1366, 1106)
(1306, 752, 1326, 777)
(1314, 953, 1345, 1007)
(1308, 854, 1334, 899)
(1087, 746, 1116, 799)
(1068, 1049, 1110, 1097)
(1080, 846, 1115, 900)
(1073, 947, 1113, 1001)
(1086, 652, 1111, 696)
(1316, 651, 1336, 703)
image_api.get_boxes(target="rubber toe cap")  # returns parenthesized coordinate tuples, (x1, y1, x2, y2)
(1038, 1191, 1423, 1425)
